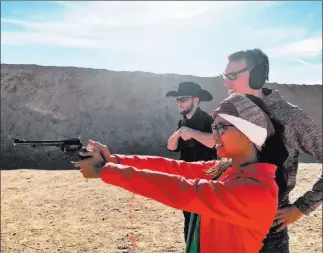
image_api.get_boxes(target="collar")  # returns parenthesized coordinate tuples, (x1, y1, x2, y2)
(229, 163, 277, 179)
(262, 88, 284, 107)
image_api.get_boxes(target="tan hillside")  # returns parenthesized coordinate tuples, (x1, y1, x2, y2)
(1, 64, 322, 169)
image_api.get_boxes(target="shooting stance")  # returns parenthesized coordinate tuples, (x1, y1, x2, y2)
(75, 93, 288, 253)
(166, 81, 217, 242)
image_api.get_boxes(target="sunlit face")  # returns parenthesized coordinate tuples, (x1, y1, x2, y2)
(176, 96, 199, 115)
(222, 59, 253, 95)
(212, 115, 254, 158)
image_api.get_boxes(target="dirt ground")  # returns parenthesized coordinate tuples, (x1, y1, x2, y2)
(1, 163, 322, 253)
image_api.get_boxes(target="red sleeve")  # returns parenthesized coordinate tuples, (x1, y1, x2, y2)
(101, 162, 278, 230)
(114, 154, 218, 180)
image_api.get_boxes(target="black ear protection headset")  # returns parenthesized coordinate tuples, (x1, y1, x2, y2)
(246, 49, 270, 90)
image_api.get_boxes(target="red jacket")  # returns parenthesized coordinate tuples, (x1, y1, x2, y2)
(101, 155, 278, 253)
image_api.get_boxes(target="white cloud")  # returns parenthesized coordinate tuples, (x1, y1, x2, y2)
(1, 1, 252, 56)
(1, 1, 299, 57)
(240, 28, 307, 45)
(272, 57, 322, 72)
(51, 1, 83, 9)
(270, 63, 322, 85)
(53, 1, 239, 28)
(1, 1, 322, 85)
(1, 31, 164, 56)
(2, 1, 247, 31)
(265, 37, 322, 58)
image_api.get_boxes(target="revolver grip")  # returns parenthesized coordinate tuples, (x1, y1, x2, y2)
(79, 147, 92, 160)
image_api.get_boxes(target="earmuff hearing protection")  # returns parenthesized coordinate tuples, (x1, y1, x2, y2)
(247, 49, 269, 90)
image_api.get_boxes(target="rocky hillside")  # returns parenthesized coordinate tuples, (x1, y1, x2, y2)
(1, 64, 322, 169)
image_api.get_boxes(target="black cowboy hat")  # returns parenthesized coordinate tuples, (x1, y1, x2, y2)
(166, 81, 213, 102)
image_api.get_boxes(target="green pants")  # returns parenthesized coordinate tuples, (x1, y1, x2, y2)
(185, 213, 200, 253)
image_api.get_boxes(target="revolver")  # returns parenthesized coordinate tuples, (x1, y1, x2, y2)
(13, 137, 92, 160)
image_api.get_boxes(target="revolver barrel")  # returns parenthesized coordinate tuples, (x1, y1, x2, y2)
(13, 137, 91, 159)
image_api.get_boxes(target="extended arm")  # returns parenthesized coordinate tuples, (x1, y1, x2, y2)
(114, 154, 218, 180)
(101, 162, 277, 230)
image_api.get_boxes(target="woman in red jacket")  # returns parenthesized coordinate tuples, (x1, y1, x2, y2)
(75, 93, 288, 253)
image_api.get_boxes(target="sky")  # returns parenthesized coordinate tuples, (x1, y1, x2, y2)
(1, 1, 322, 85)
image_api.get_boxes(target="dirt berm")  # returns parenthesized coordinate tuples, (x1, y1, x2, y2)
(1, 64, 322, 169)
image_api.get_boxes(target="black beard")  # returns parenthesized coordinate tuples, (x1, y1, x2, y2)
(180, 103, 194, 116)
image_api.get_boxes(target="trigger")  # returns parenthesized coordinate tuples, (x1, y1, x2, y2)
(79, 147, 92, 160)
(79, 155, 92, 160)
(80, 147, 88, 152)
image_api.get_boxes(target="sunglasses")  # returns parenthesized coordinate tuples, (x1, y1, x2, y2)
(211, 123, 234, 135)
(176, 96, 192, 103)
(220, 66, 250, 81)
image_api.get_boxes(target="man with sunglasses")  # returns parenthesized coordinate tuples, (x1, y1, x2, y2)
(221, 48, 322, 253)
(166, 81, 217, 243)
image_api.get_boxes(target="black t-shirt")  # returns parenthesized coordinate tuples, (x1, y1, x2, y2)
(170, 107, 217, 162)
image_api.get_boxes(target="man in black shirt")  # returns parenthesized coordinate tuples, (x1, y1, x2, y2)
(166, 81, 217, 242)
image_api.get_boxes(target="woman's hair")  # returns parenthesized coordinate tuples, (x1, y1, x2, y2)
(244, 94, 288, 196)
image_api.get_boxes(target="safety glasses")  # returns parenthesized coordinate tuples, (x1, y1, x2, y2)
(220, 67, 250, 81)
(211, 123, 234, 135)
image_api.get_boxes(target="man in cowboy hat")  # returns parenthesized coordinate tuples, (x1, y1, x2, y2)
(166, 81, 217, 243)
